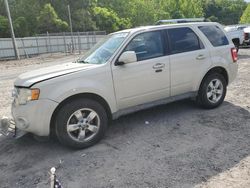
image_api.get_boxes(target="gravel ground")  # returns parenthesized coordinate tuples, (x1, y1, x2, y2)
(0, 50, 250, 188)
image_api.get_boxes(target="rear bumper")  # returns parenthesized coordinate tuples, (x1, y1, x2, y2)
(11, 99, 58, 136)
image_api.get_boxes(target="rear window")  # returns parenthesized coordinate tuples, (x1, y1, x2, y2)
(199, 25, 229, 47)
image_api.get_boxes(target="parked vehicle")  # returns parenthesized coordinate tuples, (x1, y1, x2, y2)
(0, 22, 238, 149)
(243, 27, 250, 45)
(225, 24, 250, 51)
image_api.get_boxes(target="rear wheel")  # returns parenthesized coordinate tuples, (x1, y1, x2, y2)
(196, 73, 227, 109)
(55, 98, 107, 149)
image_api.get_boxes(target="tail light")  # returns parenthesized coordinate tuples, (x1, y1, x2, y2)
(231, 48, 238, 63)
(244, 32, 249, 40)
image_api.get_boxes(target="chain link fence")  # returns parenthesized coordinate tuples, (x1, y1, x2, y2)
(0, 31, 106, 60)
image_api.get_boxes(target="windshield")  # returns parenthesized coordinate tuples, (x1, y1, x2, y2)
(77, 32, 128, 64)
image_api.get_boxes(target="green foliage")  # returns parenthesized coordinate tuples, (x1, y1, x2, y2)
(14, 17, 29, 37)
(9, 0, 41, 36)
(0, 15, 9, 37)
(203, 0, 247, 25)
(93, 7, 131, 33)
(240, 4, 250, 23)
(0, 0, 249, 37)
(72, 9, 97, 31)
(37, 3, 69, 33)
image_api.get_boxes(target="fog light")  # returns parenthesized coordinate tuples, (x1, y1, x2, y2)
(16, 117, 29, 129)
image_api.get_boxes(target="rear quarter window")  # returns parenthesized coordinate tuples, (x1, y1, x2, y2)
(199, 25, 229, 47)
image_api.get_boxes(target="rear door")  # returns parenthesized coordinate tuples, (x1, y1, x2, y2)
(166, 27, 211, 96)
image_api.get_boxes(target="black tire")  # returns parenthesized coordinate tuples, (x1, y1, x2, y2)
(55, 98, 108, 149)
(196, 73, 227, 109)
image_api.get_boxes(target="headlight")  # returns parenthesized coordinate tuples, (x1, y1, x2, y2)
(14, 88, 40, 105)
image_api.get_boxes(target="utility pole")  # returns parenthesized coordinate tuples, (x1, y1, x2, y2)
(67, 4, 74, 53)
(4, 0, 20, 60)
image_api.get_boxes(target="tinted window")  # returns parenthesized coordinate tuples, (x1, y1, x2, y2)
(199, 25, 229, 47)
(124, 31, 164, 61)
(168, 27, 204, 54)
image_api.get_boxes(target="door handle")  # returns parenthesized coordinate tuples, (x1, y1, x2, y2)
(196, 55, 206, 60)
(153, 63, 165, 69)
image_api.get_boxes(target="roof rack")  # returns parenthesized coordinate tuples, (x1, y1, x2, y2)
(156, 18, 206, 25)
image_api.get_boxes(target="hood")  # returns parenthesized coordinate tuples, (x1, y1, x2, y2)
(15, 62, 96, 87)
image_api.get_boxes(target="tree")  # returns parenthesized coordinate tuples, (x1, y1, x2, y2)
(72, 9, 97, 32)
(203, 0, 247, 25)
(14, 17, 29, 37)
(93, 7, 131, 33)
(179, 0, 204, 18)
(8, 0, 41, 36)
(0, 15, 10, 37)
(128, 0, 157, 26)
(240, 3, 250, 23)
(1, 0, 248, 36)
(37, 3, 69, 33)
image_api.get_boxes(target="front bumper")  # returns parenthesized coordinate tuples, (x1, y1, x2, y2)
(11, 99, 58, 136)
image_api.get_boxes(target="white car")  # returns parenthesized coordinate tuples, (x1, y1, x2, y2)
(1, 22, 238, 148)
(224, 24, 250, 51)
(243, 27, 250, 45)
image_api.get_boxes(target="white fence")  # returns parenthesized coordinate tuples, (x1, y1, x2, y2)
(0, 32, 106, 60)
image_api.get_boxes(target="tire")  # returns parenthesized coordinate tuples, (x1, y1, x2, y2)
(55, 98, 108, 149)
(196, 73, 227, 109)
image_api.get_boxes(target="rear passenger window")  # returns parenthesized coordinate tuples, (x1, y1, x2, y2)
(168, 27, 204, 54)
(199, 25, 229, 47)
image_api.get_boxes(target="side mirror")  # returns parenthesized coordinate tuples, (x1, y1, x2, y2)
(116, 51, 137, 66)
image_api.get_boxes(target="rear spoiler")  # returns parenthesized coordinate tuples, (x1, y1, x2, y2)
(156, 18, 206, 25)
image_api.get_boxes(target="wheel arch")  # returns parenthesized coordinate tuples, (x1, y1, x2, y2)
(198, 66, 229, 92)
(50, 93, 112, 136)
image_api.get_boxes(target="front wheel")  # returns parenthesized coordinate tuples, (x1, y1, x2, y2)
(55, 98, 108, 149)
(196, 73, 227, 109)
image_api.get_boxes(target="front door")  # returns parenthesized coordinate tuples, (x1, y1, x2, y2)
(112, 30, 170, 109)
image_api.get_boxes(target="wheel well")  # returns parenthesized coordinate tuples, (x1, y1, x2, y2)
(50, 93, 112, 136)
(199, 67, 229, 90)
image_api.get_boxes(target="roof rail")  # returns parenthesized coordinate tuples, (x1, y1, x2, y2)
(156, 18, 206, 25)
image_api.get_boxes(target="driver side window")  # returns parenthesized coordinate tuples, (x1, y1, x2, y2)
(124, 31, 164, 61)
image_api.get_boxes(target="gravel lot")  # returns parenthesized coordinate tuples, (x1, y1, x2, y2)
(0, 50, 250, 188)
